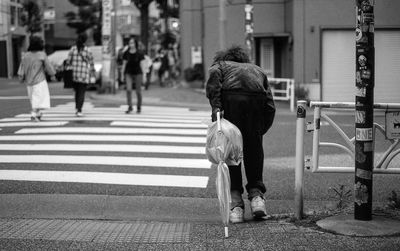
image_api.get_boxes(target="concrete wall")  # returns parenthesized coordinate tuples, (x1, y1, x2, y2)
(292, 0, 400, 89)
(180, 0, 400, 92)
(180, 0, 202, 71)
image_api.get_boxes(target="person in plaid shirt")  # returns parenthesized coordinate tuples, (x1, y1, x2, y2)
(66, 33, 95, 117)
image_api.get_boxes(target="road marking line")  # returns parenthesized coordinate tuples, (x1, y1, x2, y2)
(0, 155, 211, 169)
(0, 135, 206, 143)
(0, 122, 68, 127)
(0, 144, 206, 154)
(15, 127, 207, 135)
(111, 121, 207, 128)
(0, 170, 209, 188)
(14, 114, 205, 123)
(0, 95, 73, 100)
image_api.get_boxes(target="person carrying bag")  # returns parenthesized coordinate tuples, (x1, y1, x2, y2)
(65, 33, 95, 117)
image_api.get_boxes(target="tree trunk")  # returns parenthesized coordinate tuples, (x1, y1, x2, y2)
(140, 5, 150, 53)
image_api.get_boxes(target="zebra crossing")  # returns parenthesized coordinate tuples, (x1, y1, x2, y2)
(0, 102, 212, 189)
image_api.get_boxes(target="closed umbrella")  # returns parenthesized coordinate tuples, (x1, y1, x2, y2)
(206, 111, 243, 238)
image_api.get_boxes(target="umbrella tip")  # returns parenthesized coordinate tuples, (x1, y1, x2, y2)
(224, 226, 229, 238)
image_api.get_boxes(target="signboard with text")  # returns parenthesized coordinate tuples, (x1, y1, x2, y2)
(385, 111, 400, 139)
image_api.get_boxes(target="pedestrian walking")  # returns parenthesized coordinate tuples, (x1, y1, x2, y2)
(205, 45, 276, 223)
(121, 37, 145, 114)
(65, 33, 95, 117)
(18, 36, 55, 122)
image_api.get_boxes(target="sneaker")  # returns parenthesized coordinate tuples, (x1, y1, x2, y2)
(30, 116, 40, 122)
(76, 112, 84, 117)
(125, 107, 133, 114)
(136, 109, 141, 114)
(229, 207, 244, 223)
(250, 196, 267, 219)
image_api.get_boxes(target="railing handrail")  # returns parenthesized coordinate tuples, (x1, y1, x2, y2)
(310, 101, 400, 109)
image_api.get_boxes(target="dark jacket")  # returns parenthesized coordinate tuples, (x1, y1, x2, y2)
(206, 61, 275, 112)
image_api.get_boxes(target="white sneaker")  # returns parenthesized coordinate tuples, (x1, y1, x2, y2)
(76, 112, 84, 117)
(250, 196, 267, 218)
(229, 207, 244, 223)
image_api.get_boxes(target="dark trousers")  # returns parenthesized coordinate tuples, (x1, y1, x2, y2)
(73, 82, 86, 112)
(222, 90, 275, 199)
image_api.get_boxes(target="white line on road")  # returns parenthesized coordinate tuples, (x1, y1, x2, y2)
(0, 135, 206, 143)
(14, 114, 206, 123)
(0, 122, 68, 127)
(111, 121, 208, 128)
(0, 95, 73, 100)
(0, 118, 208, 127)
(15, 127, 207, 135)
(0, 143, 206, 154)
(0, 155, 211, 169)
(0, 170, 209, 188)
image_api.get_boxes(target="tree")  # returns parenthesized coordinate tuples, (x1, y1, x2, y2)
(65, 0, 102, 45)
(155, 0, 179, 48)
(131, 0, 153, 53)
(20, 0, 43, 36)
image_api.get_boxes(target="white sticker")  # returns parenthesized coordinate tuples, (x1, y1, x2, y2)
(356, 128, 373, 141)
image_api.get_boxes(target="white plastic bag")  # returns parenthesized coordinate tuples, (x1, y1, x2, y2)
(205, 118, 243, 166)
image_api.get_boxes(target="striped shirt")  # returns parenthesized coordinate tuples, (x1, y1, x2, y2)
(67, 46, 94, 84)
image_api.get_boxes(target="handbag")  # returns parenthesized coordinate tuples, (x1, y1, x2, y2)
(63, 66, 74, 88)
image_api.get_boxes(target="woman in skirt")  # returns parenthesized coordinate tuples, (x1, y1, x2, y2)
(18, 36, 55, 121)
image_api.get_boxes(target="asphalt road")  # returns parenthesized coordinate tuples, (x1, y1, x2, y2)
(0, 79, 399, 212)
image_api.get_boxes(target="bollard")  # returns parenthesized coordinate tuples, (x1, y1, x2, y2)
(295, 100, 307, 219)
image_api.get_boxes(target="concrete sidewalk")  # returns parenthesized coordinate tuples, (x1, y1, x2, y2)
(1, 194, 399, 250)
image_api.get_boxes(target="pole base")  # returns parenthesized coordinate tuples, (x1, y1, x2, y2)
(317, 214, 400, 236)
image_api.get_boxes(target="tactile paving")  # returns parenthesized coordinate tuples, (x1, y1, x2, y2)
(0, 219, 190, 243)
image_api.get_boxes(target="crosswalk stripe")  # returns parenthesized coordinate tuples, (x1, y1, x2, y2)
(0, 95, 73, 100)
(0, 122, 68, 127)
(111, 121, 208, 128)
(41, 111, 210, 119)
(0, 118, 208, 128)
(0, 170, 209, 188)
(0, 135, 206, 143)
(0, 155, 211, 169)
(15, 127, 207, 135)
(0, 144, 206, 154)
(13, 114, 206, 123)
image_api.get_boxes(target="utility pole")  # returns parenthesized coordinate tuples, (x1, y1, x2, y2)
(219, 0, 226, 50)
(244, 0, 254, 62)
(101, 0, 114, 93)
(355, 0, 374, 221)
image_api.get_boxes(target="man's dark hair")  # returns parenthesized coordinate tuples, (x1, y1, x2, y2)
(76, 33, 88, 52)
(27, 36, 44, 52)
(213, 45, 250, 63)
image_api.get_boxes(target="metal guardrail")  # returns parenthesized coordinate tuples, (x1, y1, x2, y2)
(294, 100, 400, 219)
(269, 78, 295, 112)
(307, 101, 400, 174)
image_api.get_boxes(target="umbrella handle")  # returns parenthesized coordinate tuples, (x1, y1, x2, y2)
(217, 111, 221, 132)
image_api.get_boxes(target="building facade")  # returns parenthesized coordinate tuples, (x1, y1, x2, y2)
(0, 0, 28, 78)
(180, 0, 400, 102)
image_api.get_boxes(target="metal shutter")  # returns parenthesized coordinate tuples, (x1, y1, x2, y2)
(322, 30, 400, 103)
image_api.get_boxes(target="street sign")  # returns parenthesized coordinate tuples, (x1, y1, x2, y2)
(385, 111, 400, 139)
(102, 0, 112, 36)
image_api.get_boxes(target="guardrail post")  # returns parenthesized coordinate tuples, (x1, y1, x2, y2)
(290, 80, 295, 112)
(295, 100, 307, 219)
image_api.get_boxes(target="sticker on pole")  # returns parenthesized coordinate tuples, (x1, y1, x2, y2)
(356, 128, 373, 141)
(385, 111, 400, 139)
